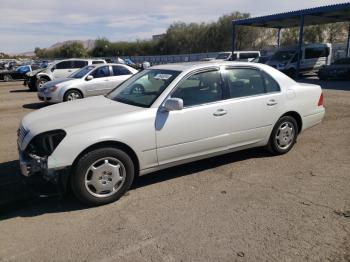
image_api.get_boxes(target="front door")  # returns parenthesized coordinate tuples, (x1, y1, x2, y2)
(85, 65, 112, 96)
(156, 69, 232, 165)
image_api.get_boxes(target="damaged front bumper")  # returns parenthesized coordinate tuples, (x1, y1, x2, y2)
(19, 150, 48, 177)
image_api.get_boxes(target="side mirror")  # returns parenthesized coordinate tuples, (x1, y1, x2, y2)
(86, 75, 93, 81)
(163, 98, 184, 111)
(51, 67, 55, 72)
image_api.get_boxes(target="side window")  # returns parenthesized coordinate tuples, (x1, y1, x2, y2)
(92, 60, 104, 64)
(55, 61, 72, 69)
(172, 70, 223, 107)
(225, 68, 265, 98)
(112, 66, 131, 76)
(262, 71, 280, 93)
(91, 66, 110, 78)
(239, 53, 259, 60)
(72, 60, 88, 68)
(305, 47, 327, 59)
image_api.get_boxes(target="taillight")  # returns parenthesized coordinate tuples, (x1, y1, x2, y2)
(318, 92, 324, 106)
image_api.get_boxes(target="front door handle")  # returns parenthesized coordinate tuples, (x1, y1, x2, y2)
(267, 99, 278, 106)
(213, 109, 227, 116)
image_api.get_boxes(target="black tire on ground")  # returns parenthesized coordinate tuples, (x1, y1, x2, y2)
(37, 78, 48, 89)
(266, 116, 298, 155)
(28, 80, 37, 91)
(63, 89, 83, 101)
(3, 74, 12, 82)
(71, 148, 135, 206)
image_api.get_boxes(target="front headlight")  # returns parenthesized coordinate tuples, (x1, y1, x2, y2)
(26, 130, 66, 157)
(47, 85, 58, 93)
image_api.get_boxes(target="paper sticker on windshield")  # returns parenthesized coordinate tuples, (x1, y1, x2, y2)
(154, 74, 172, 80)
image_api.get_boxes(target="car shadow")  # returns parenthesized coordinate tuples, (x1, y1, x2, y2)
(0, 148, 271, 220)
(10, 89, 33, 93)
(22, 102, 49, 110)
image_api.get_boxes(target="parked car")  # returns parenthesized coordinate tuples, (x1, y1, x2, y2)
(215, 51, 261, 62)
(24, 58, 106, 91)
(18, 61, 325, 206)
(38, 63, 138, 103)
(251, 56, 271, 64)
(267, 43, 332, 78)
(317, 57, 350, 80)
(0, 65, 41, 82)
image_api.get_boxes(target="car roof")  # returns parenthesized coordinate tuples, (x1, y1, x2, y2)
(151, 61, 268, 72)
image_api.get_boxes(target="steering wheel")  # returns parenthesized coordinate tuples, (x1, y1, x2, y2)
(130, 84, 145, 95)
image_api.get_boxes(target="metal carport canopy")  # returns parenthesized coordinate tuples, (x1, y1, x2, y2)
(231, 2, 350, 77)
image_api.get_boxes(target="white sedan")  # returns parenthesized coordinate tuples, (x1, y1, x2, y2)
(37, 63, 138, 103)
(18, 61, 325, 205)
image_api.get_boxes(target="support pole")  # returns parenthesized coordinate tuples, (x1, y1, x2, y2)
(232, 23, 236, 60)
(346, 22, 350, 57)
(296, 15, 304, 79)
(277, 28, 281, 47)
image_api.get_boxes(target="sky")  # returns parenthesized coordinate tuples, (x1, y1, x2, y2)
(0, 0, 347, 53)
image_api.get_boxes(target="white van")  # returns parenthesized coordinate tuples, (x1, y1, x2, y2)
(215, 51, 261, 62)
(267, 43, 332, 78)
(33, 58, 106, 89)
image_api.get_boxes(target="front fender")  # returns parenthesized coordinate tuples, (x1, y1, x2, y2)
(48, 113, 158, 171)
(36, 72, 52, 80)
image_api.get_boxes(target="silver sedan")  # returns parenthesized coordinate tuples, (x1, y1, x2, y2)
(37, 63, 138, 103)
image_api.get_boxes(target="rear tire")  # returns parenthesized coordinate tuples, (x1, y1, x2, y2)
(266, 116, 298, 155)
(71, 148, 135, 206)
(3, 74, 12, 82)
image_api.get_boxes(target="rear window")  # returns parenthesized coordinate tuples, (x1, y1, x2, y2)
(112, 66, 132, 76)
(305, 47, 329, 59)
(239, 53, 259, 59)
(72, 60, 88, 68)
(55, 61, 72, 69)
(92, 60, 105, 64)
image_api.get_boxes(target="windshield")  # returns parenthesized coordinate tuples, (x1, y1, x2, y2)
(216, 53, 231, 60)
(106, 69, 181, 108)
(69, 65, 95, 78)
(271, 50, 296, 61)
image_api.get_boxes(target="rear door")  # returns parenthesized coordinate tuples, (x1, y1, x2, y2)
(110, 65, 134, 90)
(71, 60, 88, 75)
(53, 61, 72, 79)
(221, 66, 283, 145)
(303, 46, 329, 71)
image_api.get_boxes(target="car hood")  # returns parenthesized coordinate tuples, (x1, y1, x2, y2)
(40, 78, 78, 90)
(21, 96, 144, 136)
(27, 68, 45, 77)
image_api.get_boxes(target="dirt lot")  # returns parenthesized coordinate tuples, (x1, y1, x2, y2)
(0, 80, 349, 261)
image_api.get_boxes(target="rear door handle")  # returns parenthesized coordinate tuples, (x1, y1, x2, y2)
(267, 99, 278, 106)
(213, 109, 227, 116)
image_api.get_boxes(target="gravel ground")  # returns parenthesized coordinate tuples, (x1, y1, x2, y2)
(0, 80, 349, 262)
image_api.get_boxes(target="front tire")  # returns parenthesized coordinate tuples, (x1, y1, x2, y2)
(64, 89, 83, 101)
(267, 116, 298, 155)
(37, 77, 48, 89)
(71, 148, 135, 206)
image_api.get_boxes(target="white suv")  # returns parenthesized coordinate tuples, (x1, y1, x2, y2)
(29, 59, 106, 90)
